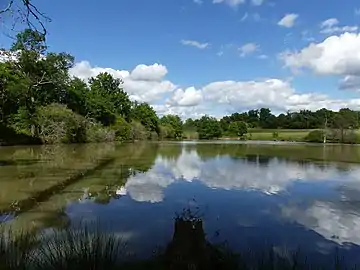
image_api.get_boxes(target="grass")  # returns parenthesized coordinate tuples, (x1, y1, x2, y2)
(0, 218, 356, 270)
(247, 129, 313, 142)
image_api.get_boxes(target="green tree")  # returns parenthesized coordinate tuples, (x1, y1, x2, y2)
(131, 102, 160, 135)
(228, 121, 248, 137)
(11, 29, 47, 53)
(197, 116, 222, 140)
(160, 115, 183, 139)
(89, 72, 131, 121)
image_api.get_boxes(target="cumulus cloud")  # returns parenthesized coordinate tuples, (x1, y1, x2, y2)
(181, 39, 210, 49)
(70, 61, 175, 104)
(281, 33, 360, 77)
(213, 0, 245, 8)
(239, 43, 259, 57)
(70, 59, 360, 118)
(130, 64, 168, 81)
(167, 87, 203, 107)
(278, 14, 298, 28)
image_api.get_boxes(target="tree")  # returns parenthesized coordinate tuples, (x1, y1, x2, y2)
(184, 118, 197, 131)
(160, 115, 183, 139)
(0, 0, 50, 35)
(228, 121, 248, 137)
(332, 108, 359, 143)
(89, 72, 131, 120)
(197, 116, 222, 140)
(247, 109, 259, 128)
(11, 29, 47, 53)
(131, 102, 160, 135)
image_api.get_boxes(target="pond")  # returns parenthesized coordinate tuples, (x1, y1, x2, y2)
(1, 141, 360, 267)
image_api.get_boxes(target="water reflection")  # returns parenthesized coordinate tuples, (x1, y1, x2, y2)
(2, 142, 360, 267)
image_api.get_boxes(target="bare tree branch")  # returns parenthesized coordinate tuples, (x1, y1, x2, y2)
(0, 0, 50, 35)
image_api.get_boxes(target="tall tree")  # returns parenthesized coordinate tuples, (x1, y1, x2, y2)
(197, 116, 222, 140)
(160, 115, 183, 139)
(131, 102, 160, 134)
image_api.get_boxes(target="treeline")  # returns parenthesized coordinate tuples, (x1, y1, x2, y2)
(184, 108, 360, 142)
(1, 29, 359, 145)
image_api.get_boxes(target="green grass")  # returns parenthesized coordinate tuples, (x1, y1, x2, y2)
(247, 129, 314, 142)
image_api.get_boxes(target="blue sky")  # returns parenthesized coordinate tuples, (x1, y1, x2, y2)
(1, 0, 360, 118)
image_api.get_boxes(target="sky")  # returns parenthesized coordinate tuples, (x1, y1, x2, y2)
(2, 0, 360, 118)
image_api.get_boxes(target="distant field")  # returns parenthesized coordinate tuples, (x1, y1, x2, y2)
(184, 129, 314, 141)
(247, 129, 314, 141)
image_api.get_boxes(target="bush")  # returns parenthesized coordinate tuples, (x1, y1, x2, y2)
(111, 116, 131, 141)
(159, 125, 175, 140)
(305, 130, 325, 143)
(130, 121, 148, 141)
(35, 104, 87, 144)
(86, 121, 115, 143)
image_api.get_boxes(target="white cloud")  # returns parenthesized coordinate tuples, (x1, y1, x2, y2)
(281, 33, 360, 76)
(239, 43, 259, 57)
(213, 0, 245, 8)
(251, 0, 264, 6)
(70, 61, 175, 104)
(193, 0, 203, 4)
(70, 60, 360, 118)
(181, 39, 210, 49)
(320, 18, 339, 29)
(319, 18, 358, 35)
(130, 63, 168, 81)
(278, 14, 298, 28)
(167, 87, 203, 107)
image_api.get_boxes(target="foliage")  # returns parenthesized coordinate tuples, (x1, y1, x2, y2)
(131, 102, 160, 135)
(305, 130, 325, 143)
(112, 116, 132, 141)
(130, 121, 149, 141)
(228, 121, 248, 137)
(86, 122, 115, 143)
(35, 104, 87, 144)
(197, 116, 222, 140)
(160, 115, 183, 139)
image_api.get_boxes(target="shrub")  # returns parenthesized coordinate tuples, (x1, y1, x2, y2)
(130, 121, 148, 141)
(35, 104, 87, 144)
(111, 116, 131, 141)
(86, 121, 115, 143)
(305, 130, 324, 143)
(159, 125, 175, 140)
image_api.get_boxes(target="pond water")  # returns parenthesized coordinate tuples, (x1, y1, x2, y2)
(1, 141, 360, 267)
